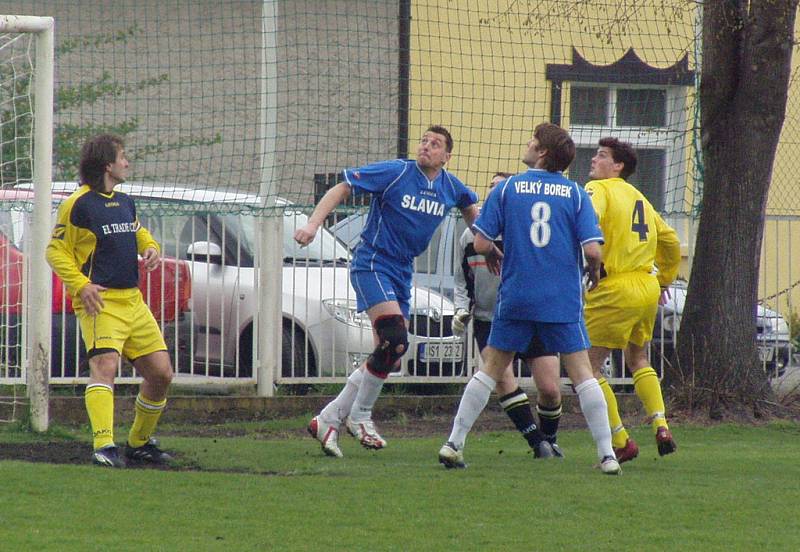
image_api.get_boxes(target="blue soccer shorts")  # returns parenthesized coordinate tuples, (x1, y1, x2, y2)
(350, 269, 411, 319)
(488, 317, 591, 355)
(473, 318, 552, 358)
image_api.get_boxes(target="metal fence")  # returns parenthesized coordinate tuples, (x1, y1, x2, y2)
(1, 208, 794, 390)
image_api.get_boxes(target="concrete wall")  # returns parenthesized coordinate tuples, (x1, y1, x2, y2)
(0, 0, 399, 202)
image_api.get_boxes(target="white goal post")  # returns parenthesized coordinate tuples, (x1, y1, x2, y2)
(0, 15, 54, 432)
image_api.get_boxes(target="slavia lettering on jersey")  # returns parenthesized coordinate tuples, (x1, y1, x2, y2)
(401, 194, 445, 216)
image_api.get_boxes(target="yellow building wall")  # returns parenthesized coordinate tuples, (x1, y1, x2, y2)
(409, 0, 800, 317)
(408, 1, 696, 195)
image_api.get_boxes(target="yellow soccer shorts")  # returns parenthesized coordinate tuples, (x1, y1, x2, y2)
(584, 272, 660, 349)
(76, 288, 167, 361)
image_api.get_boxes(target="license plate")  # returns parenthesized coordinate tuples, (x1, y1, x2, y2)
(418, 342, 463, 362)
(758, 346, 774, 362)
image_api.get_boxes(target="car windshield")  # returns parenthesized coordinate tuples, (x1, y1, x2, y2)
(283, 210, 351, 262)
(231, 211, 351, 262)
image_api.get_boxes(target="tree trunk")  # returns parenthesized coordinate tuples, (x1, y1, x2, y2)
(673, 0, 798, 417)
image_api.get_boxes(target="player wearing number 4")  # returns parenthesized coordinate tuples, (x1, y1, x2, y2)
(583, 137, 682, 463)
(439, 123, 620, 475)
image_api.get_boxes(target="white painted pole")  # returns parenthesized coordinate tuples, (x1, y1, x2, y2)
(0, 15, 55, 431)
(256, 1, 280, 397)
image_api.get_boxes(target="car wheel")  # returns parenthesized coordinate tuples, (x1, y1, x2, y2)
(281, 322, 317, 378)
(766, 347, 790, 378)
(281, 322, 317, 395)
(236, 326, 254, 377)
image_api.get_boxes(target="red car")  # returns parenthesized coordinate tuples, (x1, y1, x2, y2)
(0, 189, 191, 376)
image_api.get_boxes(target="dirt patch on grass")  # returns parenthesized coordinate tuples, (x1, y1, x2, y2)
(0, 409, 585, 468)
(0, 441, 90, 466)
(0, 441, 194, 469)
(3, 398, 797, 469)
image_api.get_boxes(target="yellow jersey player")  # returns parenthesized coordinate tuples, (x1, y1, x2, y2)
(46, 134, 174, 468)
(584, 137, 682, 463)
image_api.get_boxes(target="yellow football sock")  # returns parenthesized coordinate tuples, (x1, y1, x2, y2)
(85, 383, 115, 450)
(632, 366, 668, 432)
(598, 377, 629, 448)
(128, 393, 167, 448)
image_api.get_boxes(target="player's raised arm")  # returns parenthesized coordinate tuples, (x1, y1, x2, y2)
(294, 182, 351, 245)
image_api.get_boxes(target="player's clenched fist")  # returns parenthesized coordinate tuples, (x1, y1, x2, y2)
(293, 222, 320, 246)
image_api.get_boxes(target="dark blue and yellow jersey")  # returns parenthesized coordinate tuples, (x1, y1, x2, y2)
(46, 184, 159, 298)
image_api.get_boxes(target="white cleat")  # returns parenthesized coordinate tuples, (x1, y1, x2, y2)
(308, 416, 343, 458)
(345, 417, 387, 450)
(599, 455, 621, 475)
(438, 441, 466, 469)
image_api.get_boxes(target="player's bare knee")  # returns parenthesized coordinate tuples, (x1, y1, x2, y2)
(135, 351, 174, 387)
(367, 314, 408, 375)
(536, 382, 561, 404)
(157, 364, 174, 386)
(88, 351, 120, 381)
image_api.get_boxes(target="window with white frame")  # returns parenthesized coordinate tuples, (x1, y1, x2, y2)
(546, 49, 695, 213)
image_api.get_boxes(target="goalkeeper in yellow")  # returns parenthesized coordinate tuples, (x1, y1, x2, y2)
(46, 134, 174, 468)
(584, 137, 681, 463)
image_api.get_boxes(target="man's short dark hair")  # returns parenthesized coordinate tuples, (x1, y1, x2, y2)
(79, 134, 124, 191)
(598, 136, 637, 179)
(426, 125, 453, 153)
(534, 122, 575, 172)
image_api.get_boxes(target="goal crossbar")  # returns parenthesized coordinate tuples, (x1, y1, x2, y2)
(0, 15, 54, 33)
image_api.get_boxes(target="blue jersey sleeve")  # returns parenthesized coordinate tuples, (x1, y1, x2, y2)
(575, 185, 604, 244)
(342, 159, 407, 195)
(444, 172, 479, 209)
(473, 181, 505, 240)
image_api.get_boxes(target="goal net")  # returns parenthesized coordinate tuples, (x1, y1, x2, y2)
(0, 1, 714, 215)
(0, 28, 33, 386)
(2, 2, 797, 396)
(0, 15, 53, 430)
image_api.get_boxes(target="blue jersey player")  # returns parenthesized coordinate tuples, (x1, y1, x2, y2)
(295, 125, 487, 458)
(438, 122, 621, 475)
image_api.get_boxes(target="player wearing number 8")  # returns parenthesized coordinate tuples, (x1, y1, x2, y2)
(583, 137, 682, 463)
(440, 123, 620, 474)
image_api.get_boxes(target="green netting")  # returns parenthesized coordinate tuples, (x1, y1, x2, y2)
(0, 1, 798, 217)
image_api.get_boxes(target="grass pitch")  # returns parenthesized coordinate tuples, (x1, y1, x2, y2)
(0, 418, 798, 551)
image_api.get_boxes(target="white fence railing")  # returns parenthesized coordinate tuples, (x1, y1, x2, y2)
(0, 211, 794, 389)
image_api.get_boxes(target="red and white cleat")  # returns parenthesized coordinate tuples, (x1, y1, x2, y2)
(345, 417, 387, 450)
(308, 416, 343, 458)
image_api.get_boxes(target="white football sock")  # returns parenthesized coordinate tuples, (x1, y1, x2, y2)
(447, 371, 496, 450)
(320, 368, 364, 425)
(574, 378, 615, 460)
(348, 369, 386, 423)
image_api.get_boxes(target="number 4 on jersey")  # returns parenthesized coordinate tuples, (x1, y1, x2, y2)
(631, 200, 649, 241)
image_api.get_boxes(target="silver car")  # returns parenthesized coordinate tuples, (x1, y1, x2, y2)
(118, 184, 464, 380)
(652, 280, 792, 377)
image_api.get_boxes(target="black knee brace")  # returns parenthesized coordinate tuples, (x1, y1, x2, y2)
(367, 314, 408, 375)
